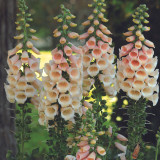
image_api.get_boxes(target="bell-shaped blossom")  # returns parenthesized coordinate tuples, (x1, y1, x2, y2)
(61, 107, 75, 121)
(76, 151, 90, 160)
(80, 15, 117, 97)
(115, 142, 127, 153)
(45, 104, 58, 119)
(118, 31, 159, 105)
(117, 12, 159, 105)
(96, 146, 106, 156)
(64, 155, 76, 160)
(40, 18, 83, 125)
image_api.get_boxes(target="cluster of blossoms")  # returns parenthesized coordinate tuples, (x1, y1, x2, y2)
(5, 0, 41, 105)
(65, 101, 128, 160)
(117, 4, 159, 105)
(38, 5, 83, 126)
(5, 1, 159, 159)
(80, 0, 117, 97)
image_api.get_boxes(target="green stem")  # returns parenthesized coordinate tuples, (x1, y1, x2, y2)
(127, 98, 147, 160)
(21, 104, 25, 159)
(21, 0, 28, 50)
(155, 138, 160, 160)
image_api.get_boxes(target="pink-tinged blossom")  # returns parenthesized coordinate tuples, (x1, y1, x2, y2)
(9, 54, 19, 65)
(52, 50, 63, 64)
(115, 142, 127, 153)
(21, 51, 29, 63)
(144, 39, 155, 48)
(84, 101, 93, 110)
(86, 152, 96, 160)
(117, 134, 128, 141)
(77, 141, 88, 147)
(96, 146, 106, 156)
(64, 45, 72, 56)
(32, 46, 40, 55)
(79, 32, 89, 40)
(86, 37, 96, 49)
(40, 11, 83, 125)
(118, 18, 159, 105)
(76, 151, 90, 160)
(68, 32, 79, 39)
(88, 26, 95, 34)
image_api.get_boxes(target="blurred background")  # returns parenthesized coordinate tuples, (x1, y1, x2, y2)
(0, 0, 159, 159)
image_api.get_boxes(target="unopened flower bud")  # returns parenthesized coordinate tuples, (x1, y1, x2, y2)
(30, 28, 36, 33)
(88, 14, 94, 20)
(25, 23, 30, 27)
(144, 26, 150, 31)
(32, 36, 39, 41)
(66, 16, 71, 20)
(94, 20, 99, 25)
(98, 131, 105, 135)
(90, 139, 96, 145)
(71, 14, 76, 18)
(144, 12, 149, 17)
(133, 19, 140, 24)
(139, 35, 145, 41)
(53, 16, 58, 20)
(57, 18, 63, 22)
(86, 132, 91, 137)
(92, 130, 96, 133)
(98, 13, 104, 18)
(82, 20, 90, 26)
(93, 9, 98, 14)
(16, 43, 23, 50)
(60, 37, 66, 44)
(101, 8, 106, 12)
(138, 24, 143, 29)
(63, 25, 68, 30)
(88, 4, 92, 7)
(136, 30, 141, 36)
(144, 19, 149, 23)
(26, 41, 33, 48)
(101, 18, 108, 22)
(70, 22, 77, 27)
(14, 34, 24, 40)
(16, 26, 22, 30)
(128, 26, 135, 31)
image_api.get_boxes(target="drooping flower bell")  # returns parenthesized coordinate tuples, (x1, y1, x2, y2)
(80, 0, 118, 97)
(39, 5, 83, 126)
(68, 102, 128, 159)
(5, 0, 41, 104)
(117, 4, 159, 105)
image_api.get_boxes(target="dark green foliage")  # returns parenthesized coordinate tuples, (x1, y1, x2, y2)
(155, 130, 160, 160)
(126, 98, 147, 160)
(91, 75, 111, 131)
(7, 103, 34, 160)
(46, 114, 69, 160)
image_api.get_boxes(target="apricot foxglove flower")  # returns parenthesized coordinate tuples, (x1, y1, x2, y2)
(5, 1, 42, 158)
(117, 4, 159, 160)
(118, 5, 159, 104)
(39, 5, 83, 127)
(80, 0, 117, 97)
(64, 155, 76, 160)
(5, 2, 41, 105)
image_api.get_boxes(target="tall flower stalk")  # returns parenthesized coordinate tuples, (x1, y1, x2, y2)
(80, 0, 118, 131)
(117, 4, 159, 160)
(66, 105, 128, 160)
(155, 130, 160, 160)
(38, 5, 83, 159)
(5, 0, 41, 159)
(65, 1, 129, 159)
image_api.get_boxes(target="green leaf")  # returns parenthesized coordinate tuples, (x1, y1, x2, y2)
(31, 148, 39, 155)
